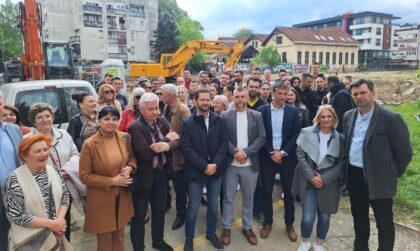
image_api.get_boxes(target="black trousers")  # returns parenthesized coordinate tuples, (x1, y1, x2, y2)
(0, 201, 10, 251)
(171, 169, 187, 220)
(65, 199, 71, 242)
(347, 165, 395, 251)
(130, 169, 168, 251)
(261, 157, 295, 226)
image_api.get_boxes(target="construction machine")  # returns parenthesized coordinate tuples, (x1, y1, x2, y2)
(130, 40, 244, 78)
(2, 0, 74, 83)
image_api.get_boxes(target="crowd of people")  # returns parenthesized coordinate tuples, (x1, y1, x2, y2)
(0, 62, 413, 251)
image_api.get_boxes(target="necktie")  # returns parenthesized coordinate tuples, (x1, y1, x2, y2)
(152, 122, 164, 169)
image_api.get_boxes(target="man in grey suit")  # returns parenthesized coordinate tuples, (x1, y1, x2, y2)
(220, 87, 266, 246)
(0, 90, 23, 251)
(343, 79, 412, 251)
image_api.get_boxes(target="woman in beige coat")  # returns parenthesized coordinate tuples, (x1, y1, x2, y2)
(79, 106, 136, 251)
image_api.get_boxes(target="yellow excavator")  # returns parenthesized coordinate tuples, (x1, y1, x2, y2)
(130, 40, 244, 78)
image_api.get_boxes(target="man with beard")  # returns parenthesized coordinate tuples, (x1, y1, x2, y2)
(315, 75, 328, 106)
(181, 89, 228, 251)
(327, 76, 354, 133)
(220, 72, 232, 88)
(233, 70, 245, 88)
(198, 71, 210, 88)
(295, 73, 318, 120)
(251, 68, 262, 79)
(246, 77, 266, 111)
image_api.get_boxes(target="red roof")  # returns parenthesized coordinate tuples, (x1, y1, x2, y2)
(244, 34, 269, 45)
(262, 27, 358, 46)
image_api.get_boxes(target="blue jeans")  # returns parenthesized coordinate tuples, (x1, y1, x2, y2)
(185, 177, 222, 239)
(301, 184, 331, 241)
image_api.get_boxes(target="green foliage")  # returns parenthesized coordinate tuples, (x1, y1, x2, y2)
(386, 101, 420, 223)
(0, 3, 23, 60)
(233, 28, 253, 40)
(158, 0, 187, 20)
(152, 12, 178, 60)
(251, 45, 281, 67)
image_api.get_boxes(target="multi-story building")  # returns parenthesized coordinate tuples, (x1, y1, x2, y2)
(40, 0, 158, 63)
(293, 11, 400, 68)
(262, 27, 359, 70)
(392, 24, 420, 67)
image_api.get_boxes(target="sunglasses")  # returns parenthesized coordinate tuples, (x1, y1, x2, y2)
(155, 92, 162, 96)
(104, 90, 115, 94)
(135, 95, 142, 100)
(145, 86, 152, 89)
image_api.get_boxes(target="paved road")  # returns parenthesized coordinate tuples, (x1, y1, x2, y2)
(70, 182, 420, 251)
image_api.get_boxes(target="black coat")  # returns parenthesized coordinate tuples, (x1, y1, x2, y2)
(180, 111, 228, 184)
(330, 84, 354, 133)
(67, 114, 85, 152)
(295, 87, 318, 120)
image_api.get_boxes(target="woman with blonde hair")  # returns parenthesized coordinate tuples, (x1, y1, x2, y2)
(292, 105, 344, 251)
(212, 95, 229, 115)
(97, 84, 122, 115)
(118, 87, 146, 132)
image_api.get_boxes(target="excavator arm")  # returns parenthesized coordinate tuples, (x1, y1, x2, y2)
(130, 40, 244, 78)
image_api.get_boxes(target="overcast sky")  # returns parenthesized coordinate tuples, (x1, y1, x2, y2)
(2, 0, 419, 39)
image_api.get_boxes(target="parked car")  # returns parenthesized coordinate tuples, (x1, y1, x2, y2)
(0, 80, 97, 129)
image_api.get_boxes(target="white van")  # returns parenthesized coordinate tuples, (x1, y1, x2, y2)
(0, 80, 97, 129)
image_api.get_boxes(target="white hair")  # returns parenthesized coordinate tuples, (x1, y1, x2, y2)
(127, 87, 146, 109)
(177, 85, 188, 93)
(0, 89, 3, 98)
(139, 93, 159, 108)
(161, 83, 178, 96)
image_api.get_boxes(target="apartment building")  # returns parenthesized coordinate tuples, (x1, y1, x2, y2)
(293, 11, 400, 68)
(40, 0, 158, 63)
(392, 24, 420, 67)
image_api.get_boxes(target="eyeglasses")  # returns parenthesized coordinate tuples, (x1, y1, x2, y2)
(135, 95, 142, 100)
(155, 92, 162, 96)
(104, 90, 115, 95)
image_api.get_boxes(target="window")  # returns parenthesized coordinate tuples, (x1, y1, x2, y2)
(355, 17, 365, 25)
(326, 52, 330, 64)
(372, 16, 377, 23)
(367, 38, 371, 44)
(255, 41, 258, 48)
(376, 28, 381, 35)
(282, 52, 287, 63)
(128, 4, 145, 17)
(131, 31, 135, 41)
(83, 14, 103, 28)
(351, 53, 355, 64)
(319, 52, 323, 64)
(332, 52, 336, 64)
(355, 29, 363, 36)
(376, 39, 381, 46)
(312, 52, 316, 63)
(297, 51, 302, 64)
(276, 36, 283, 44)
(345, 52, 349, 64)
(305, 52, 309, 65)
(338, 52, 343, 65)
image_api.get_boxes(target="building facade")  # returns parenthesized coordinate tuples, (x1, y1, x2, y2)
(262, 27, 359, 71)
(40, 0, 158, 63)
(293, 11, 400, 69)
(392, 24, 420, 67)
(243, 34, 268, 52)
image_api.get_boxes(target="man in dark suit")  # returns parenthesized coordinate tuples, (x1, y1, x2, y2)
(128, 93, 180, 251)
(220, 87, 266, 246)
(258, 82, 301, 242)
(343, 79, 412, 251)
(181, 88, 228, 251)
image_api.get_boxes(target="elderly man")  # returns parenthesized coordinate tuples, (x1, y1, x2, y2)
(161, 84, 191, 230)
(0, 90, 23, 251)
(220, 87, 266, 246)
(128, 93, 180, 251)
(344, 79, 412, 251)
(176, 77, 186, 86)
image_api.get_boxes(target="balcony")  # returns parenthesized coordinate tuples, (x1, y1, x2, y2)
(108, 38, 126, 45)
(107, 8, 125, 15)
(107, 22, 117, 29)
(83, 5, 102, 14)
(84, 21, 103, 28)
(396, 38, 417, 44)
(128, 11, 145, 18)
(109, 53, 128, 60)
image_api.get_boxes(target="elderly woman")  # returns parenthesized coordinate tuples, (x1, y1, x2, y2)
(2, 134, 72, 250)
(1, 105, 31, 135)
(97, 84, 122, 115)
(27, 103, 80, 241)
(212, 95, 229, 115)
(118, 87, 146, 132)
(67, 93, 98, 152)
(292, 105, 344, 251)
(79, 106, 136, 251)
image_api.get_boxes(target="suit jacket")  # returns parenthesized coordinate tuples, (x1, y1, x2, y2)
(163, 100, 191, 172)
(79, 131, 137, 233)
(181, 111, 228, 184)
(221, 109, 266, 171)
(128, 116, 180, 191)
(343, 103, 413, 200)
(258, 103, 301, 169)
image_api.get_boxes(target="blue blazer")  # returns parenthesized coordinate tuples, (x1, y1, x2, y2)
(258, 103, 301, 169)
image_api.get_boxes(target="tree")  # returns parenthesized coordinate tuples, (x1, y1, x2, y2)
(152, 12, 178, 61)
(251, 45, 281, 67)
(233, 28, 253, 40)
(0, 3, 23, 60)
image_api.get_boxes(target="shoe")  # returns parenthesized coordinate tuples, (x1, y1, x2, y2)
(152, 240, 174, 251)
(206, 233, 224, 250)
(242, 228, 257, 245)
(260, 224, 272, 239)
(184, 239, 193, 251)
(201, 196, 208, 206)
(314, 244, 325, 251)
(171, 217, 185, 230)
(297, 241, 311, 251)
(220, 228, 231, 245)
(286, 225, 298, 242)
